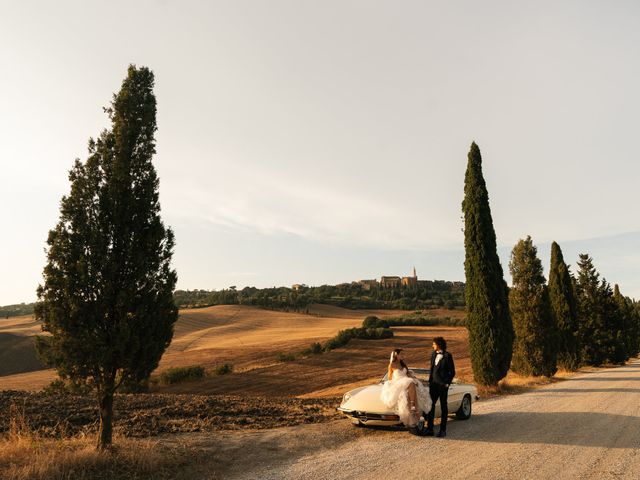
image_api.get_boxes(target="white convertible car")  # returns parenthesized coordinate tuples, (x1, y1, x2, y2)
(338, 368, 479, 432)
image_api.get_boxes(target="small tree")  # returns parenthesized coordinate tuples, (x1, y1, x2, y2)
(548, 242, 580, 370)
(508, 236, 557, 377)
(35, 65, 178, 449)
(462, 142, 513, 386)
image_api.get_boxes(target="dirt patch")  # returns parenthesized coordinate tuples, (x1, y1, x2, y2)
(0, 391, 342, 439)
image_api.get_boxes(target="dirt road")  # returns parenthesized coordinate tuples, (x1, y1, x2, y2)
(207, 360, 640, 480)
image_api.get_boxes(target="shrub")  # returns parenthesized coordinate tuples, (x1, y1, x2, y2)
(362, 316, 389, 328)
(213, 363, 233, 375)
(276, 352, 296, 362)
(159, 365, 205, 385)
(323, 326, 394, 351)
(383, 314, 466, 327)
(301, 342, 323, 355)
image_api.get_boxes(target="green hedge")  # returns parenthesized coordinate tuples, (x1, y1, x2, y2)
(383, 314, 466, 327)
(159, 365, 205, 385)
(323, 326, 393, 351)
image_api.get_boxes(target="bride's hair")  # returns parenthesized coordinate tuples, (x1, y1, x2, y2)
(389, 348, 409, 372)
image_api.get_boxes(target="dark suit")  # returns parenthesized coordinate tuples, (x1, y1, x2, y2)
(426, 350, 456, 432)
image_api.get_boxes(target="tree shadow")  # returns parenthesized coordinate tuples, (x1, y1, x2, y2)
(448, 411, 640, 448)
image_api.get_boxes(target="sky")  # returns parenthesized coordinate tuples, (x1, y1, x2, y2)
(1, 0, 639, 305)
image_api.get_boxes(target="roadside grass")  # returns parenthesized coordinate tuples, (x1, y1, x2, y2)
(476, 371, 565, 398)
(0, 405, 202, 480)
(474, 362, 633, 399)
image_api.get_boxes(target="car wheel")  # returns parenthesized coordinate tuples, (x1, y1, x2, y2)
(456, 394, 472, 420)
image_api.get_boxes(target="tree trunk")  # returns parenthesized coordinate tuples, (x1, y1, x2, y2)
(97, 392, 114, 449)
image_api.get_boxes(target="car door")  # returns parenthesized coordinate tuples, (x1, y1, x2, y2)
(447, 379, 463, 412)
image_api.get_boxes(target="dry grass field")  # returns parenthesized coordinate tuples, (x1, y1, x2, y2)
(0, 315, 45, 377)
(0, 304, 469, 397)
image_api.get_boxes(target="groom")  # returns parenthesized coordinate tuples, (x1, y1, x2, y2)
(425, 336, 455, 438)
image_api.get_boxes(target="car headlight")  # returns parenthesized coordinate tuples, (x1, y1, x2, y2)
(341, 393, 352, 405)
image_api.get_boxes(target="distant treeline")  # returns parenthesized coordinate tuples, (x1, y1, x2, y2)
(0, 303, 35, 319)
(1, 281, 464, 319)
(173, 280, 465, 311)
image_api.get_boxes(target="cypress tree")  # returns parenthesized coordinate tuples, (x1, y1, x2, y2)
(548, 241, 580, 371)
(613, 284, 637, 359)
(575, 254, 606, 365)
(462, 142, 513, 386)
(575, 254, 624, 366)
(508, 236, 558, 377)
(602, 281, 626, 364)
(575, 254, 604, 365)
(633, 301, 640, 357)
(35, 65, 178, 449)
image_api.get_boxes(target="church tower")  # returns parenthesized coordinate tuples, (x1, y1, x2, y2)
(413, 266, 417, 279)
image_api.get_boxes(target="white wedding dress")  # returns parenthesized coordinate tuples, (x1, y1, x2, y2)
(381, 367, 431, 426)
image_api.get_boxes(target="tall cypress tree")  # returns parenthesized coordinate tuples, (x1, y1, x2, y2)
(548, 241, 580, 370)
(508, 236, 557, 377)
(35, 65, 178, 449)
(462, 142, 513, 386)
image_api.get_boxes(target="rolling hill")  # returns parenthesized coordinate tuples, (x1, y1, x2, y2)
(0, 304, 469, 396)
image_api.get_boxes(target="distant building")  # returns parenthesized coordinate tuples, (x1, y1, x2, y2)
(380, 276, 402, 288)
(291, 284, 308, 291)
(358, 279, 379, 291)
(401, 266, 418, 287)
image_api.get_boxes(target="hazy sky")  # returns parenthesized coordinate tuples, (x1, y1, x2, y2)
(1, 1, 639, 305)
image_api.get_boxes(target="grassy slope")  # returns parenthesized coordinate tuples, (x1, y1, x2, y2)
(0, 305, 469, 397)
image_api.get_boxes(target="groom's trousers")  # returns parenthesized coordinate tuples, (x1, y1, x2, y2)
(426, 383, 449, 432)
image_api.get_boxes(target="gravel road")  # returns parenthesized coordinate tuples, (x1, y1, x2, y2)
(237, 360, 640, 480)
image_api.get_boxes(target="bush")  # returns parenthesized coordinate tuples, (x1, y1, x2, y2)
(383, 314, 466, 327)
(362, 316, 389, 328)
(301, 342, 323, 356)
(159, 365, 205, 385)
(213, 363, 233, 375)
(276, 352, 296, 362)
(323, 326, 394, 351)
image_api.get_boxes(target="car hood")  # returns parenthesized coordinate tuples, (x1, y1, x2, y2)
(341, 384, 389, 413)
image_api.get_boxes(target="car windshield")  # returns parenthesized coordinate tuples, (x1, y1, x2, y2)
(380, 368, 430, 384)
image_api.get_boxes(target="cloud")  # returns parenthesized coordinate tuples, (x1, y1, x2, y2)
(165, 161, 462, 250)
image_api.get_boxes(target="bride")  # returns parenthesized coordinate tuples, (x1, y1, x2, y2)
(381, 349, 431, 429)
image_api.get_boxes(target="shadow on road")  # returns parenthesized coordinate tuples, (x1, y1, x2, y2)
(448, 411, 640, 448)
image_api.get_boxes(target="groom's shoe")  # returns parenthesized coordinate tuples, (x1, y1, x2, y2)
(436, 430, 447, 438)
(423, 428, 434, 437)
